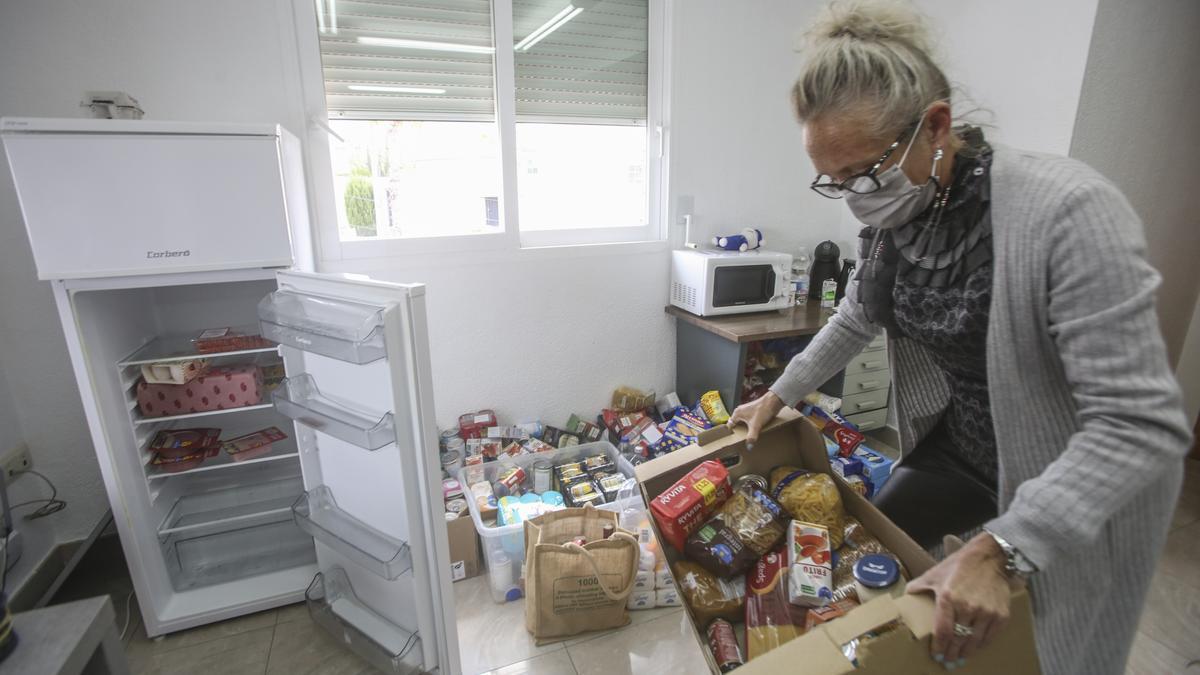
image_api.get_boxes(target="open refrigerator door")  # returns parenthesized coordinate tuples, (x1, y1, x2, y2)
(262, 270, 458, 675)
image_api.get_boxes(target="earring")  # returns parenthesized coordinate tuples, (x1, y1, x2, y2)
(933, 147, 944, 161)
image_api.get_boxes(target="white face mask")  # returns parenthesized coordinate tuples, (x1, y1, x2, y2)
(844, 115, 940, 229)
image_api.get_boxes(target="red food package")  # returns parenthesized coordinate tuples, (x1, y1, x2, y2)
(825, 419, 865, 458)
(745, 547, 807, 661)
(804, 598, 859, 631)
(649, 459, 731, 551)
(458, 410, 498, 440)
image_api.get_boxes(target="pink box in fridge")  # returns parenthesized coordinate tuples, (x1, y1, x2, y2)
(137, 364, 264, 418)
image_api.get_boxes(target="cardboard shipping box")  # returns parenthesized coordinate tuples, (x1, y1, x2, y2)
(636, 408, 1041, 675)
(447, 511, 483, 582)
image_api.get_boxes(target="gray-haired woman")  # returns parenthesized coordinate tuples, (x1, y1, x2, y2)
(726, 1, 1191, 673)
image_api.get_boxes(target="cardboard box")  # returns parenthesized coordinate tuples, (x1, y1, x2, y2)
(635, 408, 1041, 675)
(446, 512, 483, 582)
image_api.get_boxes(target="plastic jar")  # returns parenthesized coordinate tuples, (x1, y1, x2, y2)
(852, 554, 901, 603)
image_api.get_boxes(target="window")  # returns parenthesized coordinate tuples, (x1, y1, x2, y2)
(308, 0, 662, 252)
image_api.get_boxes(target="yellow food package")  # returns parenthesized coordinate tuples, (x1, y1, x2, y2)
(700, 390, 731, 425)
(769, 467, 846, 548)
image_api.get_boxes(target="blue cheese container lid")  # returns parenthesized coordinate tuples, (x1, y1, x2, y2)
(853, 554, 900, 589)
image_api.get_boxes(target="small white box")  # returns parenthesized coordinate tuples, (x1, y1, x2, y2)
(654, 566, 675, 589)
(633, 570, 654, 592)
(655, 587, 682, 607)
(627, 589, 655, 610)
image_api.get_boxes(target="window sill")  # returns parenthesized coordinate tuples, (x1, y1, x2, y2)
(317, 236, 668, 274)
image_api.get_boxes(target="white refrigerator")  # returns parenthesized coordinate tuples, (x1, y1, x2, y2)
(1, 117, 460, 674)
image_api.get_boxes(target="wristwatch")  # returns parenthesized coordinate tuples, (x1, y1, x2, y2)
(984, 529, 1038, 581)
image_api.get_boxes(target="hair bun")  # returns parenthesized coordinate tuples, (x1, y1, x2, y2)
(808, 0, 934, 53)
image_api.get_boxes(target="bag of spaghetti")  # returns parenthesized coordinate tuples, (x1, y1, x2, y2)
(768, 467, 846, 548)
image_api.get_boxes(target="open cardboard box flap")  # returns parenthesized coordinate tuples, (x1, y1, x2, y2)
(636, 409, 1041, 675)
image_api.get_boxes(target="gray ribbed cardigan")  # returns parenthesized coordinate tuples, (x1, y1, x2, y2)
(770, 145, 1192, 675)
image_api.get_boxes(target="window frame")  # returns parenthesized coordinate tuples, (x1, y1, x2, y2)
(288, 0, 671, 263)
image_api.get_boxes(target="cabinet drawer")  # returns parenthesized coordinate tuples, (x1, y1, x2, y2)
(863, 334, 887, 353)
(843, 370, 890, 396)
(844, 408, 888, 432)
(846, 351, 889, 376)
(842, 390, 889, 415)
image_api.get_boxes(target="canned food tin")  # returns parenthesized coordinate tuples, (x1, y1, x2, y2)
(439, 428, 461, 450)
(441, 450, 463, 475)
(533, 461, 552, 494)
(445, 498, 468, 518)
(734, 474, 768, 493)
(444, 437, 465, 456)
(707, 619, 745, 673)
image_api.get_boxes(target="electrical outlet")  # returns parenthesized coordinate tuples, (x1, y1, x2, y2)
(0, 443, 32, 480)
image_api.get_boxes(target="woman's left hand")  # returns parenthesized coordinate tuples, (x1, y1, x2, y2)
(906, 532, 1016, 669)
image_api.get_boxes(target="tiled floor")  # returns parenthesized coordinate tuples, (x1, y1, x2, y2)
(40, 459, 1200, 674)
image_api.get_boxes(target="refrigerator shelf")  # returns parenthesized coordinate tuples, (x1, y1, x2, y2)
(258, 290, 386, 364)
(292, 486, 411, 580)
(133, 403, 275, 426)
(158, 474, 302, 539)
(306, 567, 422, 675)
(163, 512, 316, 592)
(118, 328, 278, 367)
(272, 374, 395, 450)
(145, 434, 299, 480)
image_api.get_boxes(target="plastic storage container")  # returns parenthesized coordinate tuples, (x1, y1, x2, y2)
(305, 567, 421, 674)
(292, 485, 412, 580)
(456, 441, 638, 602)
(272, 374, 395, 450)
(258, 290, 386, 364)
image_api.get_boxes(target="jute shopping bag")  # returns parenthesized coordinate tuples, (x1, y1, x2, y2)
(523, 504, 640, 644)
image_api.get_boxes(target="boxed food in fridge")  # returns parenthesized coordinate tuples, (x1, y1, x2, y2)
(635, 409, 1041, 675)
(136, 364, 264, 418)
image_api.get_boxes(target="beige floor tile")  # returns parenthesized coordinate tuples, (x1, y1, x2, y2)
(127, 607, 278, 653)
(1136, 570, 1200, 660)
(267, 611, 379, 675)
(482, 650, 578, 675)
(1157, 521, 1200, 590)
(565, 610, 706, 675)
(454, 576, 567, 675)
(127, 625, 274, 675)
(275, 601, 311, 625)
(562, 606, 683, 647)
(1124, 631, 1191, 675)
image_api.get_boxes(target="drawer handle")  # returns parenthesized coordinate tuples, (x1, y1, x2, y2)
(854, 401, 880, 410)
(859, 360, 885, 370)
(856, 381, 882, 390)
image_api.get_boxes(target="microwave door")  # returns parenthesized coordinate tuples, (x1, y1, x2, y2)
(712, 265, 775, 308)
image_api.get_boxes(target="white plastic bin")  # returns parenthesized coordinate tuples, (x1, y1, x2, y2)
(456, 441, 639, 603)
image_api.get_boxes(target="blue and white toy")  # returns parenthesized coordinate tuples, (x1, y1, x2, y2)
(713, 228, 763, 252)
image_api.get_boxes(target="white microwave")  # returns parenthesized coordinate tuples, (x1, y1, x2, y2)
(670, 249, 793, 316)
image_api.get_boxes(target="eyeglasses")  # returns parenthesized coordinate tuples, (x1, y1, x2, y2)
(810, 125, 915, 199)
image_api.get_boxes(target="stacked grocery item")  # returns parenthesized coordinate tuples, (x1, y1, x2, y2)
(436, 387, 735, 485)
(799, 402, 896, 497)
(649, 456, 908, 669)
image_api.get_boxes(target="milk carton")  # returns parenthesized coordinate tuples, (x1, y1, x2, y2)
(787, 521, 833, 607)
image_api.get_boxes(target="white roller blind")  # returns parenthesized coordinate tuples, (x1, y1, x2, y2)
(316, 0, 648, 123)
(513, 0, 648, 122)
(318, 0, 497, 119)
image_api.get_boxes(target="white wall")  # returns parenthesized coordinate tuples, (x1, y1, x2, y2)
(667, 0, 845, 259)
(1068, 0, 1200, 366)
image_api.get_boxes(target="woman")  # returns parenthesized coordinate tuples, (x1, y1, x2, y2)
(726, 2, 1191, 674)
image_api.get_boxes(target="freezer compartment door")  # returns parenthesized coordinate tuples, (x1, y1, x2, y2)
(1, 121, 295, 279)
(266, 271, 457, 675)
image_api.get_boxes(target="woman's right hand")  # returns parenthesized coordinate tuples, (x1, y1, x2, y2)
(726, 391, 787, 449)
